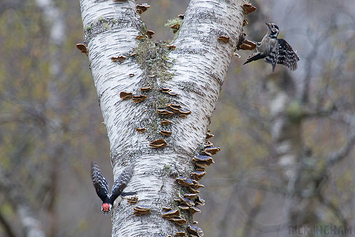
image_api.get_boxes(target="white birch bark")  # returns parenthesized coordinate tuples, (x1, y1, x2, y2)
(79, 0, 245, 236)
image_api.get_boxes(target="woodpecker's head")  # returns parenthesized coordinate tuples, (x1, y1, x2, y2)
(101, 203, 112, 214)
(265, 22, 279, 38)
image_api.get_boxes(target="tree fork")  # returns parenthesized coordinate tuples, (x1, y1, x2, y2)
(79, 0, 245, 236)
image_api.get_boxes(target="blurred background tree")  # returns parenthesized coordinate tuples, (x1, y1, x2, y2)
(0, 0, 354, 237)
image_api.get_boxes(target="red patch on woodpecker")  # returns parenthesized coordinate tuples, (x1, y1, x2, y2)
(102, 203, 111, 213)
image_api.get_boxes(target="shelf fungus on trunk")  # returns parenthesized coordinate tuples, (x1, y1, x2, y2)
(146, 30, 155, 38)
(193, 155, 215, 168)
(174, 232, 187, 237)
(191, 170, 206, 181)
(140, 86, 151, 92)
(111, 55, 126, 62)
(160, 119, 172, 126)
(175, 193, 195, 207)
(127, 196, 138, 204)
(243, 18, 248, 27)
(132, 95, 147, 103)
(136, 128, 146, 134)
(149, 138, 168, 148)
(159, 130, 172, 137)
(133, 205, 151, 216)
(136, 34, 144, 40)
(204, 146, 220, 155)
(242, 3, 257, 15)
(158, 87, 171, 93)
(161, 209, 180, 219)
(120, 91, 133, 100)
(217, 36, 230, 44)
(206, 133, 214, 139)
(187, 224, 204, 237)
(136, 3, 150, 14)
(76, 43, 88, 55)
(161, 209, 187, 226)
(157, 109, 174, 117)
(194, 196, 205, 207)
(166, 45, 176, 50)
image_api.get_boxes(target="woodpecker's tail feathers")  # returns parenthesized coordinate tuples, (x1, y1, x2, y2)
(243, 52, 266, 65)
(91, 161, 110, 203)
(110, 164, 134, 203)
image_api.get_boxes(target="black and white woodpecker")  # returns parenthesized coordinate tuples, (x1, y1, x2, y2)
(244, 22, 300, 72)
(91, 162, 135, 214)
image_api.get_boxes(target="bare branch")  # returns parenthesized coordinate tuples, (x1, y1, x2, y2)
(0, 166, 46, 237)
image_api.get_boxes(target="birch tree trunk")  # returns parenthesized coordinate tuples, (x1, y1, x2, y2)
(79, 0, 245, 236)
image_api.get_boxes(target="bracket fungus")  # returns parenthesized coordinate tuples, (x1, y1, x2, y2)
(111, 56, 126, 62)
(129, 73, 135, 77)
(136, 3, 150, 14)
(206, 133, 214, 139)
(169, 217, 187, 226)
(76, 43, 88, 55)
(176, 177, 204, 191)
(120, 91, 133, 100)
(194, 195, 205, 206)
(168, 91, 178, 96)
(170, 23, 180, 33)
(149, 138, 168, 148)
(136, 128, 146, 134)
(174, 232, 187, 237)
(161, 209, 180, 219)
(157, 109, 174, 117)
(191, 170, 206, 181)
(178, 14, 184, 19)
(161, 119, 172, 126)
(178, 109, 191, 118)
(166, 45, 176, 50)
(204, 146, 220, 155)
(136, 34, 144, 40)
(193, 155, 215, 168)
(158, 87, 171, 93)
(242, 3, 257, 15)
(243, 18, 249, 27)
(127, 196, 138, 204)
(187, 224, 204, 237)
(159, 130, 172, 137)
(140, 86, 151, 92)
(146, 30, 155, 38)
(132, 95, 147, 103)
(133, 205, 151, 216)
(189, 206, 201, 214)
(238, 39, 257, 50)
(217, 36, 230, 44)
(174, 193, 195, 207)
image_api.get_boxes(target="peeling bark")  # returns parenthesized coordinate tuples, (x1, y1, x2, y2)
(79, 0, 245, 235)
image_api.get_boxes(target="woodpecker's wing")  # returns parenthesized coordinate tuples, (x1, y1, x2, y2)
(243, 52, 266, 65)
(277, 39, 300, 71)
(110, 164, 134, 203)
(91, 162, 110, 202)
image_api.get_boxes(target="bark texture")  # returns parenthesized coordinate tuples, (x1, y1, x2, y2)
(80, 0, 245, 236)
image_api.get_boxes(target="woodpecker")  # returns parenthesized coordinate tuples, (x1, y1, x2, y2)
(244, 22, 300, 72)
(91, 162, 135, 214)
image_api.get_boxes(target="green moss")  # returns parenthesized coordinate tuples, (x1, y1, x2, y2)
(85, 25, 91, 31)
(98, 16, 104, 22)
(103, 22, 109, 29)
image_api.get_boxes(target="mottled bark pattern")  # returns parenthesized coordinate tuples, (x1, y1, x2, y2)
(79, 0, 245, 236)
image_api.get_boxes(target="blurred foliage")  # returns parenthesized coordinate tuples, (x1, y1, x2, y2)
(0, 0, 354, 236)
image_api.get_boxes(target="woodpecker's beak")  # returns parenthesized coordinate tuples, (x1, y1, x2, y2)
(265, 22, 272, 30)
